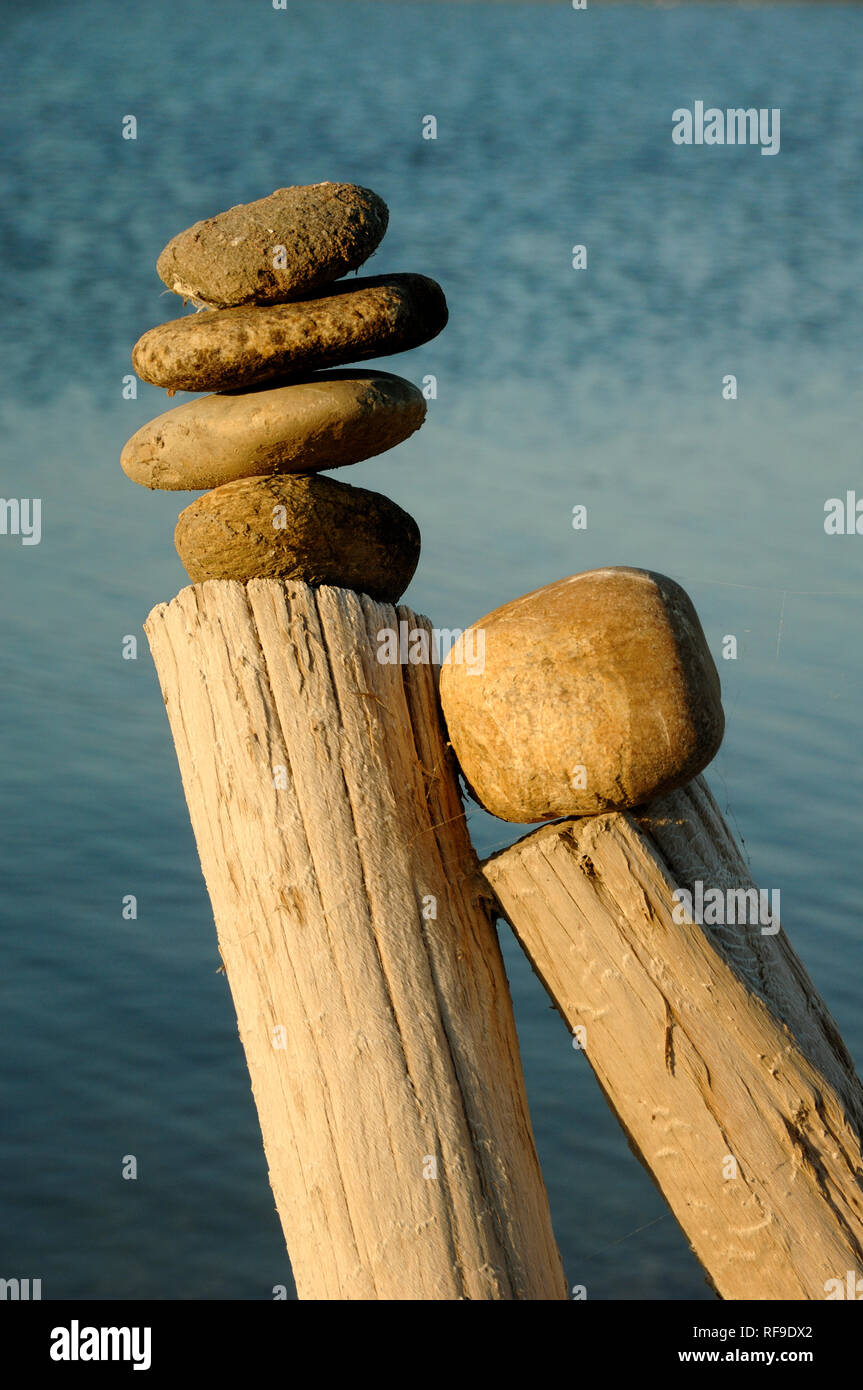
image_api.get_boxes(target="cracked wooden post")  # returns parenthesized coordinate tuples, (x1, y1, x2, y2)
(145, 577, 567, 1301)
(482, 775, 863, 1301)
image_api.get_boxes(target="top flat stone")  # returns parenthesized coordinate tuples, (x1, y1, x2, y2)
(156, 183, 389, 307)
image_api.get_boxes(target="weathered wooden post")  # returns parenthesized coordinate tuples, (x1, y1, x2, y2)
(484, 780, 863, 1300)
(442, 566, 863, 1300)
(145, 579, 566, 1299)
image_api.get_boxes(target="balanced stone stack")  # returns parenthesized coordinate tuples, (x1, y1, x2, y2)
(123, 183, 448, 603)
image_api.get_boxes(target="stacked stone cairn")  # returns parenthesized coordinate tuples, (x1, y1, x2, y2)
(123, 183, 448, 603)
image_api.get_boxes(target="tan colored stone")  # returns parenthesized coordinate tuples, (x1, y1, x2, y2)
(174, 473, 420, 603)
(121, 370, 426, 491)
(132, 274, 448, 394)
(156, 182, 389, 307)
(439, 567, 724, 821)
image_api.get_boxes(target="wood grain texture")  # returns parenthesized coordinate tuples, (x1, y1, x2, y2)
(145, 578, 566, 1301)
(483, 775, 863, 1300)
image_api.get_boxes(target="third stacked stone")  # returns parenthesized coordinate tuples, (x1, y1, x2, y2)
(123, 183, 447, 604)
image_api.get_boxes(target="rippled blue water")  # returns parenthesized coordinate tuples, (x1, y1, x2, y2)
(1, 0, 862, 1300)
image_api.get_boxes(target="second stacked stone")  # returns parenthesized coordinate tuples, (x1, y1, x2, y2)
(123, 183, 448, 604)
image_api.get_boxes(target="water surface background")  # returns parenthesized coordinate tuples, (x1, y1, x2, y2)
(1, 0, 862, 1299)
